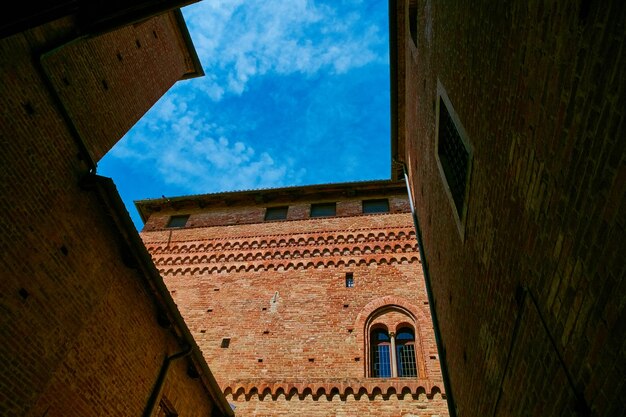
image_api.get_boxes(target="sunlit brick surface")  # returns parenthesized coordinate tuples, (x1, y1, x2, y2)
(139, 182, 450, 416)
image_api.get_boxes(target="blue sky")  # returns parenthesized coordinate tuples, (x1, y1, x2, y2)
(99, 0, 391, 230)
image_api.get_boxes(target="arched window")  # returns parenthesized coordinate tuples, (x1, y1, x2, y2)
(371, 328, 392, 377)
(362, 303, 423, 378)
(396, 327, 417, 377)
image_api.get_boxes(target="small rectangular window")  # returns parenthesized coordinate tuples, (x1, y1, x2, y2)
(264, 206, 288, 220)
(166, 215, 189, 228)
(438, 99, 469, 217)
(436, 81, 473, 240)
(345, 272, 354, 288)
(362, 199, 389, 214)
(310, 202, 336, 217)
(221, 338, 231, 348)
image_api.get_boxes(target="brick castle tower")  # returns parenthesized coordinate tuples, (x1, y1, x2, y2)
(137, 180, 449, 416)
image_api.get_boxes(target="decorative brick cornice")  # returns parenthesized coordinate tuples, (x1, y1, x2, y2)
(158, 254, 420, 275)
(154, 242, 418, 266)
(222, 379, 445, 401)
(145, 227, 416, 255)
(146, 226, 420, 275)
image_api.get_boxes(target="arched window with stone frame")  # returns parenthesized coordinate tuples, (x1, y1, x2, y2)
(360, 301, 425, 379)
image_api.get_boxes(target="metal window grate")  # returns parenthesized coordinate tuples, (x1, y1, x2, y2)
(397, 343, 417, 377)
(438, 98, 469, 217)
(372, 344, 391, 377)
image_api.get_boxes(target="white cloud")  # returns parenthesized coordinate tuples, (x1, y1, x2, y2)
(103, 0, 387, 197)
(182, 0, 386, 99)
(109, 93, 305, 193)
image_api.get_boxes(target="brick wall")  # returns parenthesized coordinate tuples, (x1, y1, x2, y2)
(142, 195, 411, 230)
(40, 12, 194, 162)
(0, 14, 218, 417)
(226, 391, 449, 417)
(394, 0, 626, 416)
(140, 185, 450, 416)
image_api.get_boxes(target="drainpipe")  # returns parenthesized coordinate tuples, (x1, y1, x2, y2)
(399, 161, 458, 417)
(142, 345, 193, 417)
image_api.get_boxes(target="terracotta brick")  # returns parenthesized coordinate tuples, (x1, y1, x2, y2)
(392, 0, 626, 416)
(0, 10, 224, 417)
(138, 182, 450, 416)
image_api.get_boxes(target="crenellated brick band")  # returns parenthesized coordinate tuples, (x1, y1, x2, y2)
(159, 254, 420, 275)
(222, 379, 445, 401)
(145, 227, 416, 254)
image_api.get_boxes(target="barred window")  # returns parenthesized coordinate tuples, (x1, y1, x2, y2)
(371, 329, 392, 378)
(436, 81, 473, 239)
(438, 98, 469, 217)
(396, 328, 417, 377)
(368, 324, 419, 378)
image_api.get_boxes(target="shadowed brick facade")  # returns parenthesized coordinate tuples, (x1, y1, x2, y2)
(391, 1, 626, 416)
(2, 1, 625, 416)
(137, 181, 450, 416)
(0, 5, 232, 417)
